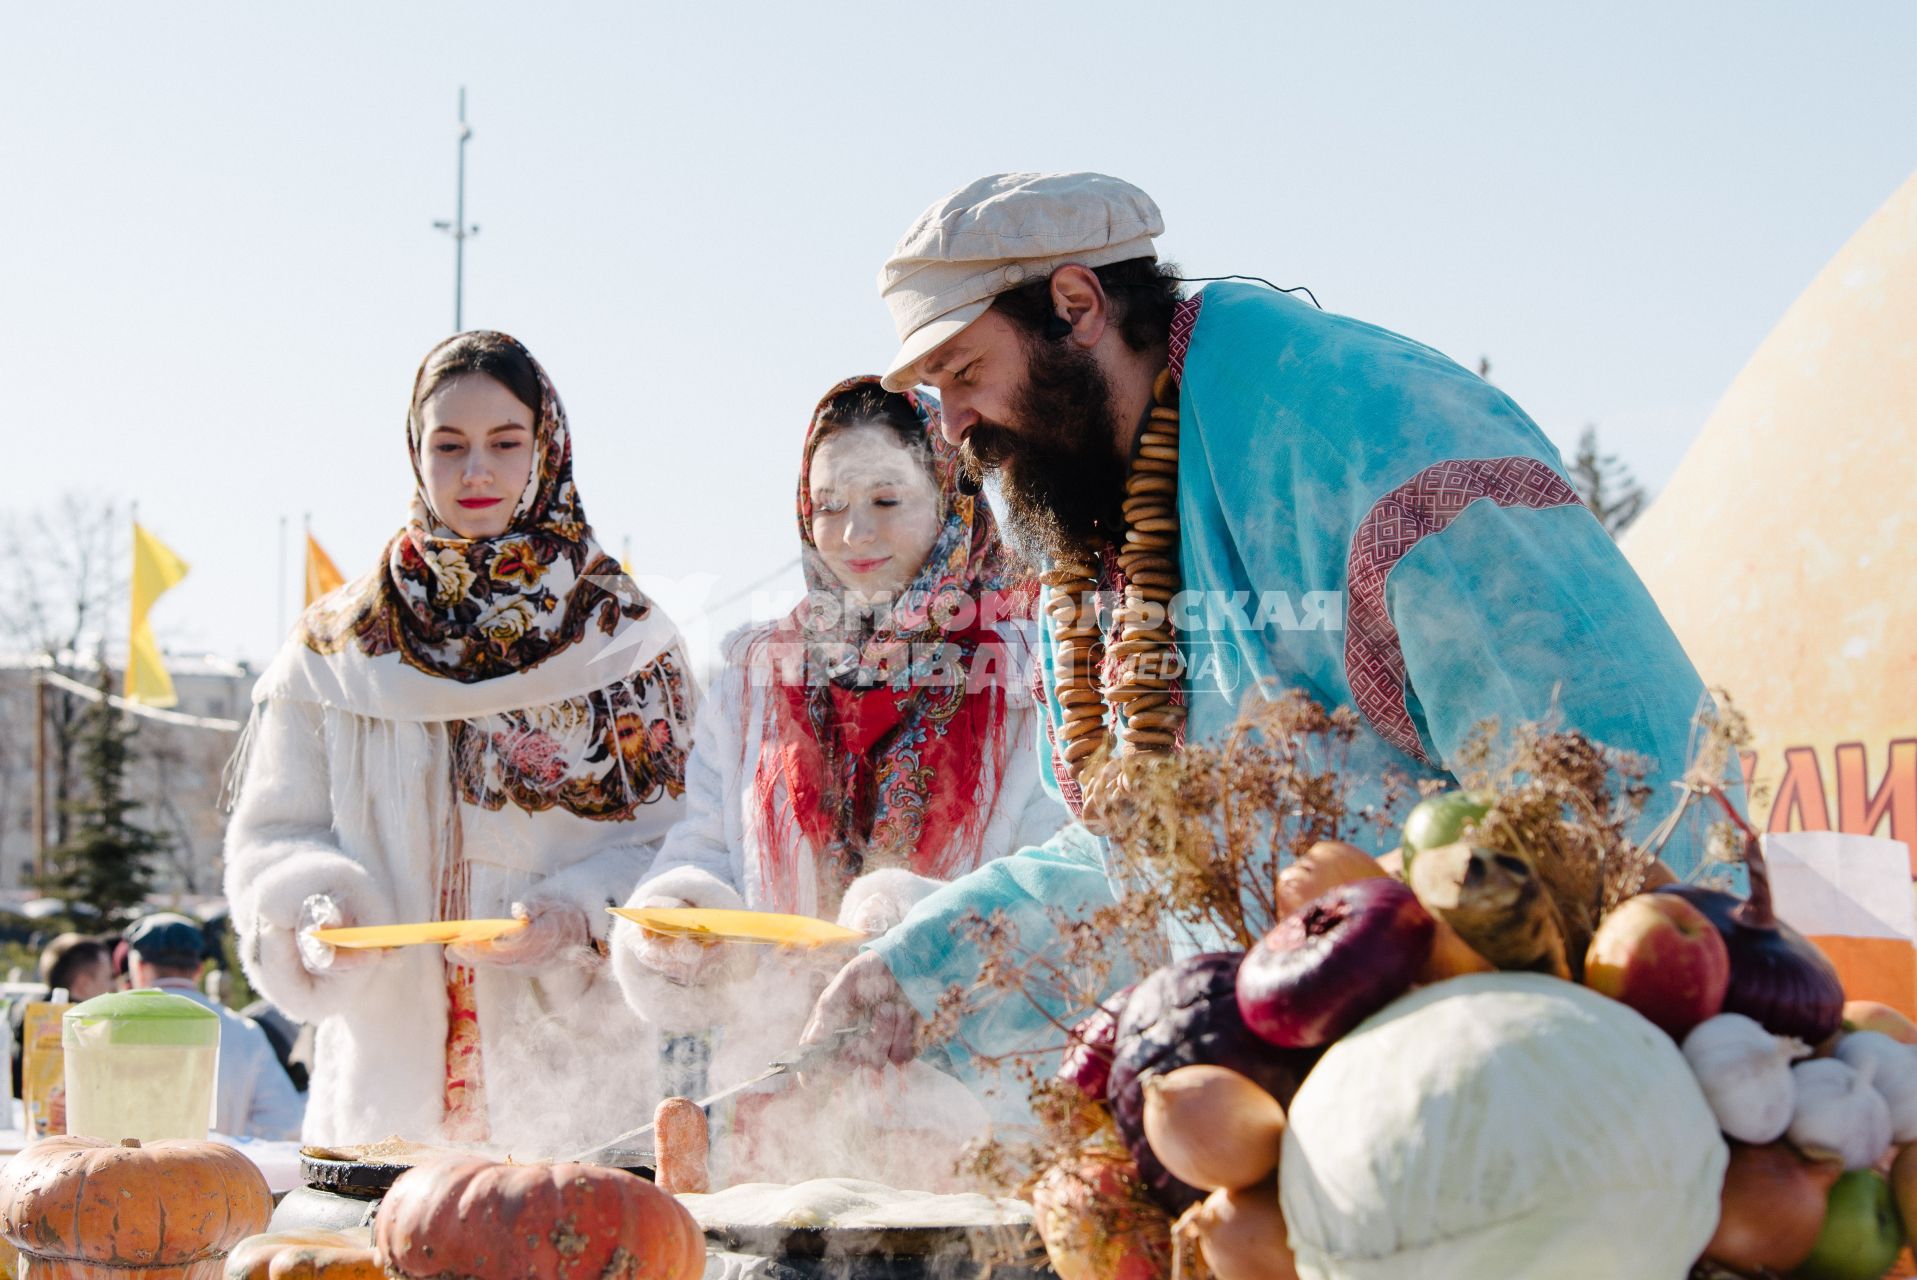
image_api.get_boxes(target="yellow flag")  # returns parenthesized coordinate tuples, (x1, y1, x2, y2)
(126, 522, 189, 707)
(305, 532, 345, 606)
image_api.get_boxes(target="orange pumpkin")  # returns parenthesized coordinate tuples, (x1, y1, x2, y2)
(0, 1136, 271, 1279)
(225, 1228, 381, 1280)
(375, 1158, 704, 1280)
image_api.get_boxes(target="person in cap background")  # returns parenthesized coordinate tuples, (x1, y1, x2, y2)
(802, 171, 1725, 1082)
(124, 913, 306, 1140)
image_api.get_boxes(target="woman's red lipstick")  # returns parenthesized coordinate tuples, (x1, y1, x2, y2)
(457, 497, 502, 509)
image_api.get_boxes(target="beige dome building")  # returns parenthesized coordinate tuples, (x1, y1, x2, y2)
(1625, 172, 1916, 870)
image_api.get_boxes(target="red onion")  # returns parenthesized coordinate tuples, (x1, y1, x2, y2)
(1058, 985, 1134, 1103)
(1110, 953, 1315, 1212)
(1655, 790, 1844, 1045)
(1237, 878, 1435, 1049)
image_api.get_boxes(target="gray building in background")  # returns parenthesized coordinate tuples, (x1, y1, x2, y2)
(0, 653, 256, 899)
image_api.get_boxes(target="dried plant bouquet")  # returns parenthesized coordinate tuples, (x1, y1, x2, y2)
(937, 685, 1753, 1210)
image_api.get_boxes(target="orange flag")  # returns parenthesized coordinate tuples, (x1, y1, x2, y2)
(305, 532, 345, 606)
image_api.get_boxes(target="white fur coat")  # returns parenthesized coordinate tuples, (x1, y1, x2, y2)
(224, 689, 686, 1154)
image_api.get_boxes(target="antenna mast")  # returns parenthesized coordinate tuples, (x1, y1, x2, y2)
(432, 87, 479, 330)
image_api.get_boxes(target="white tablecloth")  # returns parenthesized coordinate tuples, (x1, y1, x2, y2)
(0, 1100, 305, 1194)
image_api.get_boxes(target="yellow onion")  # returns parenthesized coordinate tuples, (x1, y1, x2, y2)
(1274, 841, 1387, 919)
(1192, 1182, 1299, 1280)
(1142, 1065, 1285, 1192)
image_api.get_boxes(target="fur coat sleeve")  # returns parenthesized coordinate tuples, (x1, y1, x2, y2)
(223, 698, 396, 1025)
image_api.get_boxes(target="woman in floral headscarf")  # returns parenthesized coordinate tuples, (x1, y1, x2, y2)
(224, 332, 695, 1152)
(610, 378, 1065, 1177)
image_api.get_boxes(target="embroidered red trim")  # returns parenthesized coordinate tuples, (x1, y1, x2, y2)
(1343, 457, 1580, 764)
(1169, 295, 1202, 384)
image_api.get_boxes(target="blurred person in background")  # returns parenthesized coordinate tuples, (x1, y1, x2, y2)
(239, 996, 313, 1094)
(124, 913, 305, 1140)
(110, 938, 131, 991)
(38, 934, 114, 1002)
(9, 934, 116, 1100)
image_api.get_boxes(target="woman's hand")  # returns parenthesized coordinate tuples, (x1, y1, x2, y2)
(296, 894, 382, 975)
(623, 896, 725, 986)
(448, 899, 590, 971)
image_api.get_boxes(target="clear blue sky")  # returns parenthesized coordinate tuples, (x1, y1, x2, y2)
(4, 2, 1913, 668)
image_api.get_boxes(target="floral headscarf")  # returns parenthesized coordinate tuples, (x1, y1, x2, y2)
(261, 331, 691, 820)
(751, 376, 1033, 915)
(297, 332, 646, 686)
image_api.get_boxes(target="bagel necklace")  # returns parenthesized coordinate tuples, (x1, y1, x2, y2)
(1041, 367, 1185, 786)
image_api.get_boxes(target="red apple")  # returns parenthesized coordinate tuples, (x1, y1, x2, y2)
(1844, 1001, 1917, 1046)
(1583, 893, 1731, 1039)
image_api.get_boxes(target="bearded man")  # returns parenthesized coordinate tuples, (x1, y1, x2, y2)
(802, 171, 1720, 1087)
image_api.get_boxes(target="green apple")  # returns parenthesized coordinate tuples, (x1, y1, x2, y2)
(1795, 1170, 1902, 1280)
(1399, 791, 1491, 871)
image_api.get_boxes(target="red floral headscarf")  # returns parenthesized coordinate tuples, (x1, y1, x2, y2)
(751, 376, 1034, 916)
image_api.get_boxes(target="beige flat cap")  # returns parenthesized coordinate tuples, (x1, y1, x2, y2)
(878, 172, 1163, 391)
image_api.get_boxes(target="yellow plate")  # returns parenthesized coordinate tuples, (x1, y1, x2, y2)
(312, 919, 529, 950)
(607, 907, 865, 947)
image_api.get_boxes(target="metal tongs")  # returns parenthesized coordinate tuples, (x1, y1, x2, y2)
(567, 1024, 868, 1166)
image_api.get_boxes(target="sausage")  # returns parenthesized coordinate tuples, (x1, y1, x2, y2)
(653, 1096, 710, 1194)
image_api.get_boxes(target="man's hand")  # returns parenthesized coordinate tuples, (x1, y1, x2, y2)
(800, 949, 920, 1071)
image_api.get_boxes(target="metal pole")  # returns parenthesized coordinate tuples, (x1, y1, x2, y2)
(32, 673, 48, 880)
(454, 87, 469, 331)
(434, 89, 477, 331)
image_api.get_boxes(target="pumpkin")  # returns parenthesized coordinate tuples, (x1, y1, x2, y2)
(1278, 974, 1726, 1279)
(0, 1136, 271, 1280)
(375, 1157, 704, 1280)
(225, 1228, 380, 1280)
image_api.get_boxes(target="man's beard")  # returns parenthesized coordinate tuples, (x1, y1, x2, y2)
(958, 337, 1128, 566)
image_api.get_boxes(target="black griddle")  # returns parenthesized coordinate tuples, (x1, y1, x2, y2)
(297, 1147, 654, 1199)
